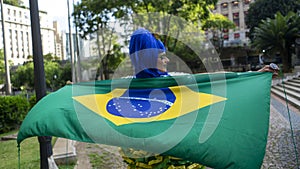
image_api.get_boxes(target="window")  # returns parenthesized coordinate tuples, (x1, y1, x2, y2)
(24, 12, 29, 19)
(223, 34, 229, 40)
(223, 14, 228, 18)
(234, 20, 240, 27)
(233, 13, 240, 26)
(9, 29, 12, 47)
(15, 30, 18, 55)
(233, 12, 239, 19)
(234, 33, 240, 39)
(221, 3, 228, 9)
(244, 0, 251, 5)
(232, 1, 239, 8)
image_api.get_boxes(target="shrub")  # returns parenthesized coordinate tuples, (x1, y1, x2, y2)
(0, 96, 30, 133)
(28, 94, 37, 109)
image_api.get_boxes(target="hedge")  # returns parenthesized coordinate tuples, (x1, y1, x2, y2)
(0, 96, 30, 133)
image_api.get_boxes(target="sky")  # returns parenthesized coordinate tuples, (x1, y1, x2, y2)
(23, 0, 80, 31)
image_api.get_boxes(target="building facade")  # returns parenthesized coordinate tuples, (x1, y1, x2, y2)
(0, 4, 55, 65)
(53, 21, 65, 60)
(212, 0, 253, 47)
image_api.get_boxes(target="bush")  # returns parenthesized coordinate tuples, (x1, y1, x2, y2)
(0, 96, 30, 133)
(28, 94, 37, 109)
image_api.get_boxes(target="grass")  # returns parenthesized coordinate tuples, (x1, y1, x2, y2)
(89, 153, 105, 167)
(0, 131, 75, 169)
(0, 133, 40, 169)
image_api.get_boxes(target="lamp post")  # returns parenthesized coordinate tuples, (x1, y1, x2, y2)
(29, 0, 52, 168)
(0, 0, 12, 95)
(67, 0, 76, 83)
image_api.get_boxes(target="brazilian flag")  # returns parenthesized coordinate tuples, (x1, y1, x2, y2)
(17, 72, 272, 169)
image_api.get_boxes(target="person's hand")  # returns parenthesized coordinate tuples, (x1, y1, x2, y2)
(66, 80, 73, 84)
(257, 63, 279, 78)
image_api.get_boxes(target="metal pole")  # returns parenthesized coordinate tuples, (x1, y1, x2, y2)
(0, 0, 11, 95)
(74, 0, 81, 82)
(29, 0, 52, 168)
(67, 0, 75, 83)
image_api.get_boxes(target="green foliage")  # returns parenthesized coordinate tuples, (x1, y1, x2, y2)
(246, 0, 300, 40)
(11, 60, 71, 91)
(73, 0, 217, 39)
(73, 0, 218, 74)
(28, 94, 36, 109)
(203, 14, 235, 30)
(43, 53, 60, 62)
(252, 12, 300, 72)
(0, 49, 13, 84)
(0, 49, 5, 84)
(202, 13, 236, 52)
(101, 43, 126, 79)
(89, 153, 105, 167)
(120, 149, 205, 169)
(44, 61, 63, 90)
(3, 0, 23, 6)
(11, 61, 34, 90)
(0, 96, 30, 133)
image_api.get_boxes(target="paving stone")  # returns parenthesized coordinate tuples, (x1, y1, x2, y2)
(262, 98, 300, 169)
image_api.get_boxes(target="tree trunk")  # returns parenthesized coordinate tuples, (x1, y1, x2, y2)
(280, 48, 291, 72)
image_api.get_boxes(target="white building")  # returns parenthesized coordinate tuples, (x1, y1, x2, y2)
(53, 21, 65, 60)
(0, 4, 55, 65)
(212, 0, 252, 47)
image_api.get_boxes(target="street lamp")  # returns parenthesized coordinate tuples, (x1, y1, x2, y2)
(0, 0, 12, 95)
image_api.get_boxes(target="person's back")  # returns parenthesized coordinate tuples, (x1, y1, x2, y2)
(120, 28, 204, 168)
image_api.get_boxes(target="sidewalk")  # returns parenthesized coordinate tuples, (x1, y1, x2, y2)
(262, 94, 300, 168)
(52, 138, 76, 165)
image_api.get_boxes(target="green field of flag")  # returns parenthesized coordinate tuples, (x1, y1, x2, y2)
(17, 72, 272, 169)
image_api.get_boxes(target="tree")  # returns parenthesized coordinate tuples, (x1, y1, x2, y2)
(0, 49, 13, 86)
(73, 0, 218, 74)
(202, 13, 236, 52)
(252, 12, 300, 72)
(11, 61, 34, 91)
(120, 0, 218, 50)
(73, 0, 217, 39)
(11, 60, 72, 91)
(73, 1, 128, 80)
(245, 0, 300, 41)
(0, 49, 5, 84)
(43, 53, 60, 62)
(101, 44, 126, 79)
(4, 0, 23, 6)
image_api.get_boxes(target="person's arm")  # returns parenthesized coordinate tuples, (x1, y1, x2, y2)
(257, 63, 279, 78)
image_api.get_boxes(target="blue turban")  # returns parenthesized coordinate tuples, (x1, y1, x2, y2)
(129, 28, 168, 78)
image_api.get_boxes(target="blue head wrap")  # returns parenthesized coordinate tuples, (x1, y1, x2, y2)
(129, 28, 168, 78)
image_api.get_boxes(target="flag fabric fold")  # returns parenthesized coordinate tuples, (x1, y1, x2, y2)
(17, 72, 272, 169)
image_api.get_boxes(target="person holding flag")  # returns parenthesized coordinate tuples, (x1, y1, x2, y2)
(17, 27, 279, 169)
(121, 27, 279, 168)
(120, 27, 204, 168)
